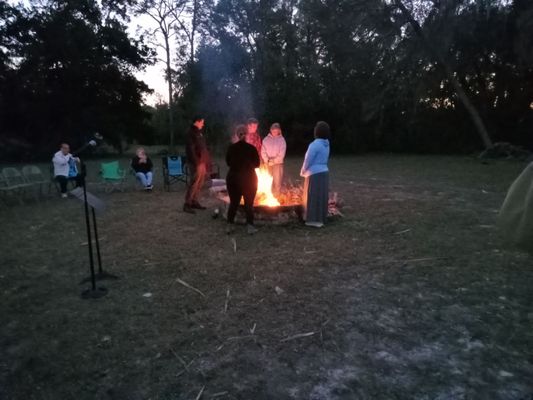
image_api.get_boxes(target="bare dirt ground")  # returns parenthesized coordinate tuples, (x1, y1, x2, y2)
(1, 155, 532, 400)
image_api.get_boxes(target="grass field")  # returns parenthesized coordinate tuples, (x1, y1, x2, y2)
(1, 155, 532, 400)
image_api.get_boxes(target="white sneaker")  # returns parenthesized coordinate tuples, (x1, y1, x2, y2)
(61, 193, 68, 198)
(305, 221, 324, 228)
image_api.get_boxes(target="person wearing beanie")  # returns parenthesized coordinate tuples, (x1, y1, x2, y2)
(225, 124, 261, 235)
(261, 122, 286, 197)
(300, 121, 331, 227)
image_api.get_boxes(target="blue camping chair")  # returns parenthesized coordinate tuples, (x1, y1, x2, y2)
(162, 155, 188, 191)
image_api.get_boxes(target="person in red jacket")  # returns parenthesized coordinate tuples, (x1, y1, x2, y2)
(245, 117, 262, 157)
(184, 116, 210, 214)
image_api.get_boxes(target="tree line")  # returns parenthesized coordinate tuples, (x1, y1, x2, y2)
(1, 0, 532, 160)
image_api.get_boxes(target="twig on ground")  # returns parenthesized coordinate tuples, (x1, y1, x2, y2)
(320, 320, 330, 345)
(170, 349, 189, 371)
(227, 335, 255, 341)
(231, 238, 237, 253)
(211, 392, 228, 398)
(280, 332, 315, 342)
(224, 289, 230, 313)
(80, 236, 107, 246)
(405, 257, 447, 263)
(250, 323, 256, 335)
(194, 386, 205, 400)
(175, 278, 206, 298)
(393, 229, 411, 235)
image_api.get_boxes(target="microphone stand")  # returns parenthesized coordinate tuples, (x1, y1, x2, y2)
(73, 134, 118, 299)
(78, 159, 119, 286)
(79, 162, 108, 299)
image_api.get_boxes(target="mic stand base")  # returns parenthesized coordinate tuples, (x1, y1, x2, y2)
(79, 271, 119, 284)
(81, 286, 108, 299)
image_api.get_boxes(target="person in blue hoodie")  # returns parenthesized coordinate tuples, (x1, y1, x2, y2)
(300, 121, 330, 227)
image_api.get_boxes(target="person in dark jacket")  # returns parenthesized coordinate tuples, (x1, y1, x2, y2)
(226, 124, 260, 235)
(184, 116, 210, 214)
(131, 147, 154, 191)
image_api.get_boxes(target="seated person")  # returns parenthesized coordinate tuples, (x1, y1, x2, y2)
(131, 147, 153, 191)
(52, 143, 83, 198)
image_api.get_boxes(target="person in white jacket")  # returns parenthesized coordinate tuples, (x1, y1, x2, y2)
(261, 123, 286, 197)
(52, 143, 82, 197)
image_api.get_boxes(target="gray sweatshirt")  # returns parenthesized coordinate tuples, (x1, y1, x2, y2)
(261, 134, 286, 165)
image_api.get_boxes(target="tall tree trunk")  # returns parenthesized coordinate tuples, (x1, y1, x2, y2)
(393, 0, 493, 149)
(164, 33, 174, 150)
(190, 0, 197, 65)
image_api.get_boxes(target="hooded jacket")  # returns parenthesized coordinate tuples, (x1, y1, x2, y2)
(261, 134, 286, 165)
(300, 139, 330, 178)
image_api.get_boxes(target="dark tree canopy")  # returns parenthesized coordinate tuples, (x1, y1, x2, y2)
(173, 0, 533, 154)
(0, 0, 153, 160)
(1, 0, 532, 158)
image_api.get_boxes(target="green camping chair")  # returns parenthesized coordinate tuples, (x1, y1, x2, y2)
(100, 161, 126, 193)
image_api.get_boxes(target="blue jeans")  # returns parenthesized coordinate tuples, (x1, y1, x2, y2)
(136, 172, 153, 187)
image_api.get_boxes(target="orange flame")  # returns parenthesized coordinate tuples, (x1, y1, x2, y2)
(255, 168, 280, 207)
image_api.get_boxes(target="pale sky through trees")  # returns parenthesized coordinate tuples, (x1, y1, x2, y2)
(7, 0, 168, 105)
(128, 13, 167, 106)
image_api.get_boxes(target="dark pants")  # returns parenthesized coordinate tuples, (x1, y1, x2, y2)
(185, 163, 207, 205)
(227, 174, 257, 225)
(55, 175, 83, 193)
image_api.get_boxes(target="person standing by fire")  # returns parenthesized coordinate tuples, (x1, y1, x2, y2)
(245, 117, 262, 156)
(183, 116, 209, 214)
(300, 121, 331, 228)
(226, 124, 261, 235)
(261, 123, 286, 198)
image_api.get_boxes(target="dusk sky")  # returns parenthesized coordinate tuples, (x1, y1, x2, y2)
(8, 0, 169, 105)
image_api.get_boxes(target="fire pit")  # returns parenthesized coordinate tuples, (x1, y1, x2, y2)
(212, 168, 304, 222)
(210, 168, 343, 222)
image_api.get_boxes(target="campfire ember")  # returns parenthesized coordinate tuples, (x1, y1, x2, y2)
(209, 170, 343, 222)
(254, 168, 280, 207)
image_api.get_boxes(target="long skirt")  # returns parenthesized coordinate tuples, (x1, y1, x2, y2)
(303, 171, 329, 224)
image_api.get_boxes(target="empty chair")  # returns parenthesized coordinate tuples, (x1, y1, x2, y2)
(162, 155, 188, 192)
(100, 161, 126, 193)
(1, 167, 36, 203)
(22, 165, 49, 196)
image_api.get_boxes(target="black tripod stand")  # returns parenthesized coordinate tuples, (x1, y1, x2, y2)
(71, 137, 118, 299)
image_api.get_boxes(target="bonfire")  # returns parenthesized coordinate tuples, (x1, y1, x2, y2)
(211, 167, 342, 220)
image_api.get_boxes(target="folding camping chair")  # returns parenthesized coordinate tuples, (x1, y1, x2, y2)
(22, 165, 49, 196)
(100, 161, 127, 193)
(1, 167, 38, 203)
(162, 155, 188, 192)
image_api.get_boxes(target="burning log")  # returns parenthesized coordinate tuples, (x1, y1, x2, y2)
(209, 168, 343, 222)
